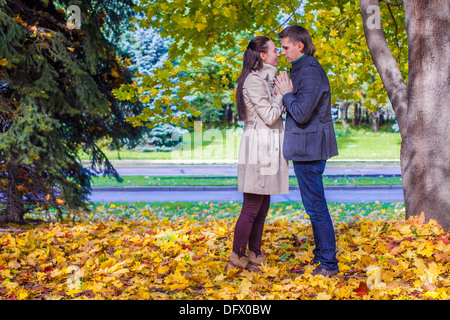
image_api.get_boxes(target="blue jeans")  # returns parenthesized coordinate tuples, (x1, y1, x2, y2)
(293, 160, 339, 271)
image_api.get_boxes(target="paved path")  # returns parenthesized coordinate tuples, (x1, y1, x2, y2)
(95, 163, 401, 177)
(89, 186, 404, 203)
(87, 162, 403, 203)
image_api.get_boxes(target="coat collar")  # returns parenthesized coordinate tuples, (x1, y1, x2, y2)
(291, 55, 315, 72)
(256, 63, 278, 81)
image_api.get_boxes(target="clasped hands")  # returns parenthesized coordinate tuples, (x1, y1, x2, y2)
(274, 71, 293, 96)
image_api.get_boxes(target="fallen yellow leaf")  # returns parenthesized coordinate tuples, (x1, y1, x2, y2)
(316, 292, 332, 300)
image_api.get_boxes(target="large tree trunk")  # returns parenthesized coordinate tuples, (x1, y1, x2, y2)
(360, 0, 450, 230)
(403, 0, 450, 229)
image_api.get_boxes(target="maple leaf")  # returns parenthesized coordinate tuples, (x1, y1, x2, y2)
(316, 292, 332, 300)
(7, 260, 21, 270)
(16, 289, 29, 300)
(238, 278, 252, 296)
(353, 281, 369, 297)
(213, 274, 226, 283)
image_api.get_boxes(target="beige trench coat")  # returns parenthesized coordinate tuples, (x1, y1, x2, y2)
(237, 63, 289, 195)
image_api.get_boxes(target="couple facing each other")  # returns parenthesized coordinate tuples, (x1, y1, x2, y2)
(227, 25, 340, 278)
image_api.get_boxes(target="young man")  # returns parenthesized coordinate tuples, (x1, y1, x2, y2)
(275, 25, 339, 277)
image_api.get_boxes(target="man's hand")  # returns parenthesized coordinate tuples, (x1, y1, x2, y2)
(275, 71, 293, 95)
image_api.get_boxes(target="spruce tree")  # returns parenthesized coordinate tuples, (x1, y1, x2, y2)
(0, 0, 143, 223)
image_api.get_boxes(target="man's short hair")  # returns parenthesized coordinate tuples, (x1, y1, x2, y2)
(278, 25, 316, 56)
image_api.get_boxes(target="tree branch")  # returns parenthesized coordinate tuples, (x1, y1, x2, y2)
(175, 1, 305, 94)
(325, 18, 350, 38)
(360, 0, 408, 138)
(384, 1, 401, 60)
(378, 0, 403, 6)
(204, 0, 287, 36)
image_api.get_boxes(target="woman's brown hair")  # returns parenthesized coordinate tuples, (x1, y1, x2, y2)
(235, 36, 271, 121)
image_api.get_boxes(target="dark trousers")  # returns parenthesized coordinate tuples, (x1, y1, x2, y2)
(293, 160, 339, 271)
(232, 193, 270, 257)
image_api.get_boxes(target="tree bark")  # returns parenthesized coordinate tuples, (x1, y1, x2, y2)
(4, 161, 25, 224)
(360, 0, 450, 230)
(370, 111, 379, 132)
(403, 0, 450, 229)
(338, 102, 350, 129)
(353, 102, 361, 125)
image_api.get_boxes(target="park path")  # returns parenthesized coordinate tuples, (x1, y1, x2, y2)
(88, 162, 403, 203)
(89, 186, 403, 203)
(96, 162, 401, 177)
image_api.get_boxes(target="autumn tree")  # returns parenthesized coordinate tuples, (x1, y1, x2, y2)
(0, 0, 143, 223)
(360, 0, 449, 229)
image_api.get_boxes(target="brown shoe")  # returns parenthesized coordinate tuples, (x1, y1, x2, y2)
(311, 265, 339, 277)
(292, 258, 319, 274)
(225, 252, 250, 273)
(246, 251, 266, 274)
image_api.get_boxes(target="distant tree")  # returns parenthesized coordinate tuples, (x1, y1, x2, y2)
(0, 0, 143, 223)
(120, 24, 170, 77)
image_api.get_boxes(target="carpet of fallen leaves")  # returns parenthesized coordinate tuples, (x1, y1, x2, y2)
(0, 202, 449, 300)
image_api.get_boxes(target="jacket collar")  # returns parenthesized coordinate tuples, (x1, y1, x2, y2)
(291, 54, 307, 65)
(291, 55, 314, 71)
(256, 63, 278, 81)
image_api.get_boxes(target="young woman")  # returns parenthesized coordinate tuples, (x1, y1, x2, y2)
(226, 36, 289, 274)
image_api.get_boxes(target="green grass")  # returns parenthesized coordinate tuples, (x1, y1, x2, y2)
(81, 124, 401, 162)
(25, 201, 405, 223)
(91, 175, 402, 187)
(332, 124, 401, 160)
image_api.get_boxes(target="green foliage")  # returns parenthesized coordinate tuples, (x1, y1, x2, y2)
(114, 0, 407, 128)
(0, 0, 143, 222)
(90, 175, 402, 187)
(132, 124, 188, 152)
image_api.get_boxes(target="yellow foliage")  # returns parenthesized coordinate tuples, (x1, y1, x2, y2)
(0, 207, 449, 300)
(0, 58, 8, 67)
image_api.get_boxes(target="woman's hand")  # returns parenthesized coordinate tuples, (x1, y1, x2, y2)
(274, 83, 282, 96)
(275, 71, 293, 95)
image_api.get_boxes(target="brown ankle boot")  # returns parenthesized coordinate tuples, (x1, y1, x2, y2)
(225, 252, 250, 273)
(246, 251, 266, 274)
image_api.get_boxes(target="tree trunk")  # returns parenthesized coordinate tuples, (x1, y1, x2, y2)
(338, 102, 350, 129)
(403, 0, 450, 229)
(4, 162, 25, 224)
(370, 111, 379, 132)
(360, 0, 450, 230)
(352, 102, 360, 125)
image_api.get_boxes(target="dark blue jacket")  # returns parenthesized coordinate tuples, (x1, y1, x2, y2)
(282, 55, 338, 161)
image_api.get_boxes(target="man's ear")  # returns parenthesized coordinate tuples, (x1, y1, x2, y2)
(297, 42, 304, 54)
